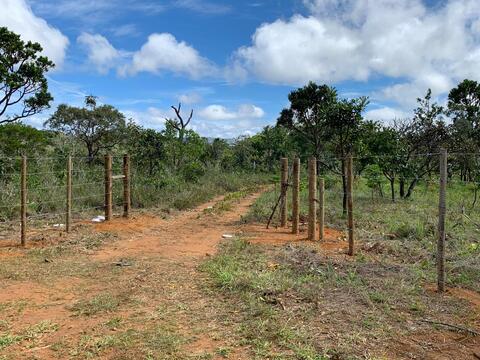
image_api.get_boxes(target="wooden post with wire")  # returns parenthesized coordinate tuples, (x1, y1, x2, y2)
(280, 158, 288, 227)
(318, 177, 325, 240)
(20, 155, 27, 246)
(123, 154, 130, 218)
(66, 155, 72, 232)
(347, 154, 354, 255)
(292, 157, 300, 234)
(308, 157, 317, 241)
(437, 148, 447, 292)
(104, 154, 113, 221)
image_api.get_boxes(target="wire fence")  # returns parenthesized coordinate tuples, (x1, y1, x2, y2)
(0, 154, 130, 243)
(271, 151, 480, 292)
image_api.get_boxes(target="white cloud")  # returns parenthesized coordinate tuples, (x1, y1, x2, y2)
(178, 92, 202, 105)
(231, 0, 480, 89)
(125, 104, 267, 138)
(120, 33, 216, 78)
(77, 33, 126, 74)
(0, 0, 69, 68)
(198, 104, 265, 120)
(364, 106, 409, 123)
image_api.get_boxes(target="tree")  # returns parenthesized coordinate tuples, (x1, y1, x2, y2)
(167, 103, 193, 143)
(326, 96, 368, 213)
(0, 27, 54, 124)
(277, 82, 337, 158)
(126, 123, 165, 176)
(361, 122, 403, 202)
(448, 79, 480, 181)
(45, 96, 127, 162)
(398, 89, 448, 198)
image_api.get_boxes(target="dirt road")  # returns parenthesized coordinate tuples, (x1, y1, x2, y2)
(0, 191, 265, 359)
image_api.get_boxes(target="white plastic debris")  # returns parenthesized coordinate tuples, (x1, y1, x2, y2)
(222, 234, 234, 239)
(91, 215, 106, 223)
(53, 223, 65, 228)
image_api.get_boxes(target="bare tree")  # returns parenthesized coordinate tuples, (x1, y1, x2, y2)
(167, 103, 193, 143)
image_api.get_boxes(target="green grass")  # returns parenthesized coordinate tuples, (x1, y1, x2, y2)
(70, 293, 123, 316)
(201, 237, 476, 359)
(245, 176, 480, 292)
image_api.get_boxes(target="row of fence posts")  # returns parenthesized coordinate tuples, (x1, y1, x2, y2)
(18, 154, 131, 246)
(278, 150, 448, 293)
(279, 156, 355, 255)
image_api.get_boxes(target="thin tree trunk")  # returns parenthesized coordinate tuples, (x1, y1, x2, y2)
(405, 178, 418, 199)
(390, 178, 395, 203)
(400, 179, 405, 198)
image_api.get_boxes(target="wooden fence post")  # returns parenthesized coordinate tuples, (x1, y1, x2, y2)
(20, 155, 27, 246)
(308, 157, 317, 241)
(66, 156, 72, 232)
(123, 154, 130, 218)
(292, 157, 300, 234)
(318, 177, 325, 240)
(437, 148, 447, 292)
(104, 155, 113, 221)
(347, 154, 354, 256)
(280, 158, 288, 227)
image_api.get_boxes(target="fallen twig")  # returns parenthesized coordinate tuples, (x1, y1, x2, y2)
(420, 319, 479, 336)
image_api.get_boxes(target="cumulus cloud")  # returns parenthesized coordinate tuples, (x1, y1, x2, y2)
(231, 0, 480, 90)
(178, 92, 202, 105)
(77, 33, 126, 74)
(0, 0, 69, 68)
(124, 104, 267, 138)
(364, 106, 410, 122)
(198, 104, 265, 120)
(120, 33, 217, 78)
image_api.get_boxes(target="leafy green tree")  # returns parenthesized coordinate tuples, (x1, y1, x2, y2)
(361, 123, 403, 202)
(364, 164, 384, 198)
(126, 123, 165, 176)
(398, 89, 448, 198)
(277, 82, 337, 158)
(0, 27, 54, 124)
(448, 79, 480, 181)
(45, 96, 127, 162)
(0, 123, 50, 156)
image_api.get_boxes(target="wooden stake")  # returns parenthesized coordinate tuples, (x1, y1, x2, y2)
(292, 157, 300, 234)
(347, 154, 354, 256)
(318, 177, 325, 240)
(280, 158, 288, 227)
(308, 157, 317, 241)
(123, 154, 130, 218)
(104, 154, 113, 221)
(66, 156, 72, 232)
(437, 148, 447, 292)
(20, 155, 27, 246)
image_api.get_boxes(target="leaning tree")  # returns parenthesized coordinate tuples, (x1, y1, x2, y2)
(0, 27, 54, 124)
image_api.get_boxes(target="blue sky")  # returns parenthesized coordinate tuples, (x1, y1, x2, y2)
(1, 0, 480, 138)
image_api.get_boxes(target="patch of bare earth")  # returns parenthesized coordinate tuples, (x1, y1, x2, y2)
(0, 191, 262, 359)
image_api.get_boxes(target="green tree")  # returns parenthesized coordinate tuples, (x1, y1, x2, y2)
(0, 27, 54, 124)
(398, 89, 448, 198)
(126, 123, 165, 176)
(277, 82, 337, 158)
(448, 79, 480, 181)
(45, 96, 127, 162)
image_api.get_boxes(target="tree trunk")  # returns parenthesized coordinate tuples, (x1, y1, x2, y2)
(390, 178, 395, 202)
(87, 143, 95, 164)
(399, 179, 405, 198)
(405, 178, 418, 199)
